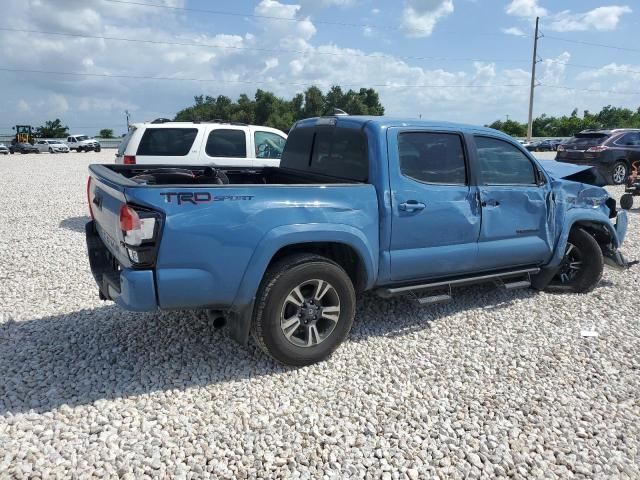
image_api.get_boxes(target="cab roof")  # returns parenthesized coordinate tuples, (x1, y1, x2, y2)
(294, 115, 510, 138)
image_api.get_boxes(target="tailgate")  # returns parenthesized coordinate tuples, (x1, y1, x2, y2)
(88, 168, 130, 266)
(88, 165, 162, 269)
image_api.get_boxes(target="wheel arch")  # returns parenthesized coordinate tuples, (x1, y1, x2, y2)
(226, 224, 377, 344)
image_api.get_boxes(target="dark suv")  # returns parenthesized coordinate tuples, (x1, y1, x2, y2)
(556, 129, 640, 185)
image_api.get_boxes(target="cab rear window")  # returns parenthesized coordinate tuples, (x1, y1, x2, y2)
(137, 128, 198, 156)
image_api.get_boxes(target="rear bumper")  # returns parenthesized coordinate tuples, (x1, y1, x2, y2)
(85, 221, 158, 311)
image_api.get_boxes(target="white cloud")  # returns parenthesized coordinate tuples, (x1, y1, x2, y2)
(505, 0, 548, 18)
(547, 5, 632, 32)
(401, 0, 455, 37)
(502, 26, 526, 36)
(372, 8, 381, 14)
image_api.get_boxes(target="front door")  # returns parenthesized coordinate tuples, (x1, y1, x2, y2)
(388, 129, 481, 282)
(472, 135, 554, 271)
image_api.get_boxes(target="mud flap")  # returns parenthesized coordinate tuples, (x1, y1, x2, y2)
(603, 250, 638, 270)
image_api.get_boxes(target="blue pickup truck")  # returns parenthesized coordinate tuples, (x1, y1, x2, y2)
(86, 116, 629, 365)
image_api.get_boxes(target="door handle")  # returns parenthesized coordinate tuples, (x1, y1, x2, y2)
(481, 199, 500, 207)
(399, 200, 426, 212)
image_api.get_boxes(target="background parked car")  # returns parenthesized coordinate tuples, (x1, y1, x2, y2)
(115, 120, 287, 166)
(34, 139, 70, 153)
(9, 142, 40, 154)
(0, 143, 9, 155)
(66, 135, 101, 152)
(536, 139, 563, 151)
(556, 128, 640, 185)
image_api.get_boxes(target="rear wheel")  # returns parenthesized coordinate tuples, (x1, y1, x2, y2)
(252, 253, 356, 366)
(620, 193, 634, 210)
(49, 147, 53, 153)
(77, 147, 83, 153)
(611, 161, 628, 185)
(547, 228, 603, 293)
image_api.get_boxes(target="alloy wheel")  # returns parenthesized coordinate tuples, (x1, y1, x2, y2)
(280, 279, 341, 348)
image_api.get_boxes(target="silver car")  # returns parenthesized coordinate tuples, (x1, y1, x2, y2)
(35, 139, 70, 153)
(0, 144, 9, 155)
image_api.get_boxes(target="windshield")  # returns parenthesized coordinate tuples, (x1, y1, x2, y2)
(76, 135, 89, 141)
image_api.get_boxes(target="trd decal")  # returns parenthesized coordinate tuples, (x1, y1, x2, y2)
(160, 192, 255, 205)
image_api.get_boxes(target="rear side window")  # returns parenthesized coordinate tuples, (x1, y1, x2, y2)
(616, 132, 640, 146)
(137, 128, 197, 156)
(398, 132, 466, 184)
(118, 127, 137, 156)
(475, 136, 536, 185)
(206, 129, 247, 158)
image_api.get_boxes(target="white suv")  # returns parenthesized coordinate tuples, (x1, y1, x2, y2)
(115, 120, 288, 167)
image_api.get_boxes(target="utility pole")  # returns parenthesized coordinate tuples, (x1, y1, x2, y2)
(527, 17, 540, 141)
(125, 110, 130, 130)
(506, 114, 510, 122)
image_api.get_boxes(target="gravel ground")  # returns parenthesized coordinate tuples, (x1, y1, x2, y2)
(1, 151, 639, 479)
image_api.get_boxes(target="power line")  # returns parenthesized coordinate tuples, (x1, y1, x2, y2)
(0, 66, 532, 89)
(101, 0, 529, 38)
(542, 59, 640, 76)
(2, 66, 638, 96)
(0, 27, 529, 65)
(543, 35, 640, 54)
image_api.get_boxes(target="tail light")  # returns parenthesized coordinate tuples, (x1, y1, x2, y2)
(587, 145, 608, 153)
(556, 145, 565, 152)
(119, 204, 161, 265)
(123, 155, 136, 164)
(87, 176, 94, 219)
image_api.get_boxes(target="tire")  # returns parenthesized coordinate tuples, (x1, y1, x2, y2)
(251, 253, 356, 366)
(77, 147, 83, 153)
(95, 146, 101, 152)
(547, 228, 603, 293)
(610, 161, 628, 185)
(620, 193, 634, 210)
(49, 147, 53, 153)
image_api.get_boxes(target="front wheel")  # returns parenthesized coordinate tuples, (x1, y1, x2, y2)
(49, 147, 53, 153)
(77, 147, 83, 153)
(547, 228, 603, 293)
(95, 146, 101, 152)
(252, 253, 356, 366)
(611, 161, 628, 185)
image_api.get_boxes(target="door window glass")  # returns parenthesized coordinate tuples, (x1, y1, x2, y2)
(254, 131, 286, 159)
(205, 129, 247, 158)
(475, 136, 537, 185)
(617, 132, 640, 146)
(398, 132, 466, 184)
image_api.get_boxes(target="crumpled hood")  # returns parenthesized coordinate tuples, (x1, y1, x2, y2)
(539, 160, 607, 186)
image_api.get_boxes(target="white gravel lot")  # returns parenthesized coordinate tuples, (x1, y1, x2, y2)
(1, 151, 639, 479)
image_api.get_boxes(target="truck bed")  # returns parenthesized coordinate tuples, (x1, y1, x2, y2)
(94, 164, 365, 187)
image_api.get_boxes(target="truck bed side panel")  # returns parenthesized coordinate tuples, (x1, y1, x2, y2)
(124, 184, 379, 310)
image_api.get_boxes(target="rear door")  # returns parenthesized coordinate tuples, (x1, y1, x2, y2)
(472, 135, 554, 271)
(134, 127, 201, 165)
(613, 132, 640, 169)
(388, 128, 481, 282)
(200, 126, 251, 167)
(251, 127, 287, 167)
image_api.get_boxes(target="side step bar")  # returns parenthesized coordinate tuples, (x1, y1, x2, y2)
(378, 267, 539, 302)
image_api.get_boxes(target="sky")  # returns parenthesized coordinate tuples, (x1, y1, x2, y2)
(0, 0, 638, 136)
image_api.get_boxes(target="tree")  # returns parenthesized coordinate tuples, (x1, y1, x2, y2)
(488, 104, 640, 137)
(99, 129, 114, 138)
(36, 119, 68, 138)
(174, 86, 386, 131)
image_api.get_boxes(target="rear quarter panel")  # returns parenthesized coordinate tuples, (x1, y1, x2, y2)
(124, 184, 379, 310)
